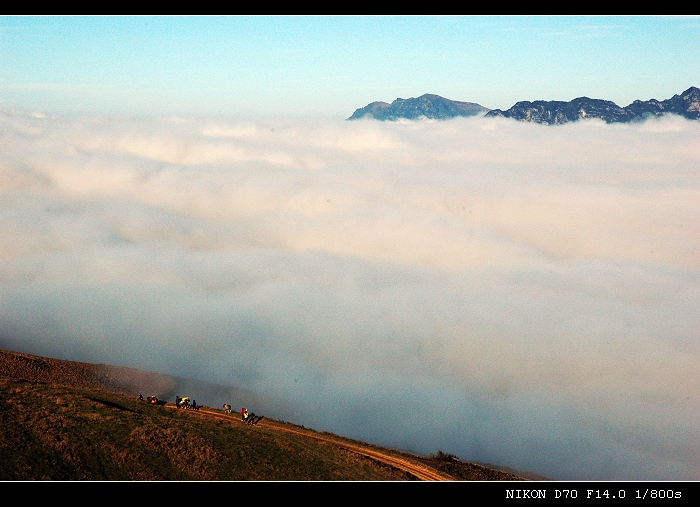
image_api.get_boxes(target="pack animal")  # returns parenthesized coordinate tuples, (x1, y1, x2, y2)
(245, 412, 264, 425)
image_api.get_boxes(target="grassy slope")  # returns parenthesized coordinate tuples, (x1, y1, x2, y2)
(0, 350, 534, 481)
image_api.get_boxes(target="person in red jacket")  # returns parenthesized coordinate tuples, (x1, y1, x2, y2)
(241, 407, 249, 421)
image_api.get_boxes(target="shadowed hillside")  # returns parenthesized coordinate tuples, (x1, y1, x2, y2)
(0, 349, 537, 481)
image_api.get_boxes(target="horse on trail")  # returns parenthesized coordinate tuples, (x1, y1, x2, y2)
(245, 412, 264, 425)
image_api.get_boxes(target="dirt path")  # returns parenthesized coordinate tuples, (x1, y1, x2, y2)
(178, 406, 454, 481)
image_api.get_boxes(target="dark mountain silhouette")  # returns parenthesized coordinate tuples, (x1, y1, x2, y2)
(622, 86, 700, 121)
(486, 86, 700, 124)
(485, 97, 632, 124)
(348, 93, 489, 120)
(349, 87, 700, 124)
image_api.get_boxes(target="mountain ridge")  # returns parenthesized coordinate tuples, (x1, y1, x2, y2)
(348, 93, 489, 121)
(348, 86, 700, 124)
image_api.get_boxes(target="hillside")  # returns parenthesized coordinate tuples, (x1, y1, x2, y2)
(0, 349, 536, 481)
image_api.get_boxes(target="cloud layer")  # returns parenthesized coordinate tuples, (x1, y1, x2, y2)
(1, 110, 699, 480)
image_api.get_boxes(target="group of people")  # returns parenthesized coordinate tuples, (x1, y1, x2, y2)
(138, 394, 163, 405)
(241, 407, 264, 425)
(175, 396, 198, 410)
(221, 404, 263, 424)
(142, 392, 262, 424)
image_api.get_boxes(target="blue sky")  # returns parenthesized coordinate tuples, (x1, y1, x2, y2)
(2, 15, 699, 117)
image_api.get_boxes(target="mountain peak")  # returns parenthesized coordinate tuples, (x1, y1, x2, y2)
(348, 94, 489, 121)
(349, 87, 700, 124)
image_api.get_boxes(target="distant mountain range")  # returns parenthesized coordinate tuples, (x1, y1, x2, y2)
(348, 87, 700, 124)
(347, 94, 489, 121)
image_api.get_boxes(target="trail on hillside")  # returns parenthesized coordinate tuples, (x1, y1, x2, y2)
(176, 406, 454, 481)
(1, 350, 524, 480)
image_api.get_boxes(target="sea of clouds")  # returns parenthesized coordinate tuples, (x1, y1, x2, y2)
(1, 110, 698, 480)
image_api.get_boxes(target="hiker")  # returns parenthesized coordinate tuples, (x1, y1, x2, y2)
(175, 396, 181, 408)
(241, 407, 249, 421)
(223, 404, 232, 414)
(139, 394, 143, 401)
(192, 400, 197, 411)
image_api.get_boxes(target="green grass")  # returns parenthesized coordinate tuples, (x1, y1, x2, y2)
(0, 377, 418, 480)
(0, 353, 536, 482)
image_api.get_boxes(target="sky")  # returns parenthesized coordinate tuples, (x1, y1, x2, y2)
(1, 15, 699, 117)
(1, 15, 700, 482)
